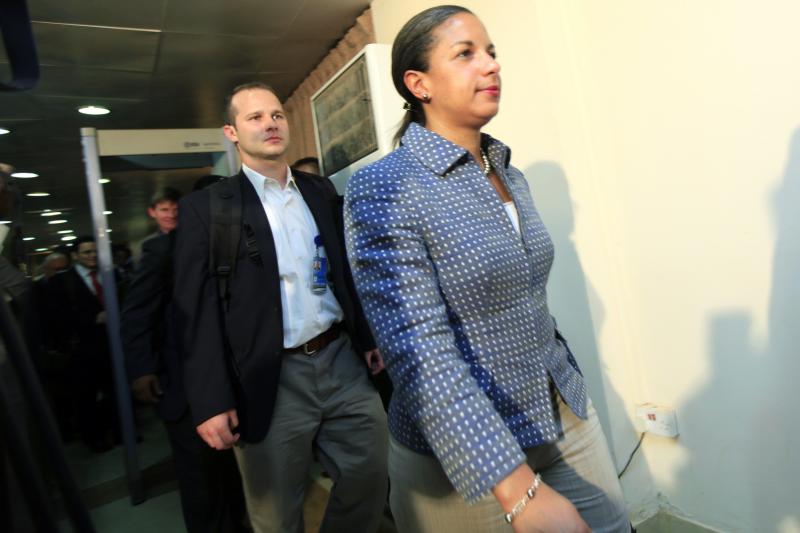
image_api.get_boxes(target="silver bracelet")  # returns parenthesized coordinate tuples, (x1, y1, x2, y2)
(503, 473, 542, 524)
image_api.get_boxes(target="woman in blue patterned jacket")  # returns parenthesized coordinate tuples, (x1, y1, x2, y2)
(345, 5, 629, 533)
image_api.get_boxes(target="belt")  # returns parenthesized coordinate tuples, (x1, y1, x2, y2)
(284, 322, 342, 356)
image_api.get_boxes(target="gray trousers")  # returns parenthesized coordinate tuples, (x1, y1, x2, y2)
(233, 334, 389, 533)
(389, 394, 629, 533)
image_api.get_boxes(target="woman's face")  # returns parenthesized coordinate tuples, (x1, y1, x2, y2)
(414, 13, 501, 132)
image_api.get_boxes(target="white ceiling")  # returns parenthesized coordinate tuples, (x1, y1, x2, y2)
(0, 0, 371, 255)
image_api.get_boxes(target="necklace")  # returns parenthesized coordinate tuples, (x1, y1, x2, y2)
(480, 149, 492, 176)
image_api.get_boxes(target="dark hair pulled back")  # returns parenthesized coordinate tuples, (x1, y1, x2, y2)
(391, 5, 472, 145)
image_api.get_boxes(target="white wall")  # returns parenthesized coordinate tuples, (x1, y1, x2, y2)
(370, 1, 800, 531)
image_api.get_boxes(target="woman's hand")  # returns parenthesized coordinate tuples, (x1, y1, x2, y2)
(511, 482, 590, 533)
(493, 464, 590, 533)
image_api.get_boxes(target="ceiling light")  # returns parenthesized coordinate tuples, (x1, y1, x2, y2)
(35, 248, 48, 252)
(78, 105, 110, 116)
(0, 220, 10, 225)
(11, 172, 38, 178)
(107, 229, 113, 232)
(57, 229, 74, 234)
(103, 210, 112, 215)
(0, 128, 9, 135)
(26, 192, 50, 197)
(99, 178, 110, 184)
(48, 219, 67, 224)
(41, 211, 62, 217)
(61, 235, 77, 241)
(23, 237, 34, 241)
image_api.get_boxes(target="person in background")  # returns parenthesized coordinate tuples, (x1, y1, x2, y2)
(122, 174, 247, 533)
(33, 252, 73, 440)
(0, 163, 25, 268)
(38, 252, 70, 281)
(112, 243, 135, 287)
(49, 236, 118, 452)
(345, 6, 629, 533)
(290, 156, 320, 176)
(147, 187, 181, 235)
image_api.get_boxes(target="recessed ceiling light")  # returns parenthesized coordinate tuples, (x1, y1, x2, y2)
(61, 235, 77, 241)
(35, 247, 48, 252)
(48, 219, 67, 224)
(11, 172, 38, 178)
(26, 192, 50, 197)
(0, 128, 9, 135)
(99, 178, 110, 184)
(103, 210, 112, 215)
(41, 211, 62, 217)
(23, 237, 35, 242)
(57, 229, 74, 234)
(78, 105, 110, 116)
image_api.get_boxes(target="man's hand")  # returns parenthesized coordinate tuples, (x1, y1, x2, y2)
(196, 409, 240, 450)
(364, 348, 385, 375)
(95, 311, 107, 324)
(131, 374, 162, 404)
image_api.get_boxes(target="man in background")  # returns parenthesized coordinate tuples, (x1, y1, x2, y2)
(147, 187, 181, 235)
(122, 176, 247, 532)
(290, 156, 320, 176)
(49, 236, 117, 452)
(33, 251, 73, 440)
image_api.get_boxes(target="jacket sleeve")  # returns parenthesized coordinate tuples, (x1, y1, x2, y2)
(172, 193, 236, 426)
(120, 236, 167, 381)
(344, 166, 525, 503)
(332, 192, 376, 353)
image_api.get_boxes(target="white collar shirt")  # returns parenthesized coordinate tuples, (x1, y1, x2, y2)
(74, 263, 100, 295)
(242, 163, 343, 348)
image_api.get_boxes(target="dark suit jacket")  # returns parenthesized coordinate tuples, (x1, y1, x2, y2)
(49, 267, 107, 358)
(121, 231, 186, 421)
(173, 169, 376, 443)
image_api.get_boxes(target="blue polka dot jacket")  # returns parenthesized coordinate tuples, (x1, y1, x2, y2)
(344, 123, 587, 503)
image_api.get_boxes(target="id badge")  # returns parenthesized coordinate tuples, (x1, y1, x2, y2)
(311, 235, 327, 294)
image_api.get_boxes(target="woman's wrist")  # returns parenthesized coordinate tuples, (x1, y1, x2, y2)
(492, 463, 538, 510)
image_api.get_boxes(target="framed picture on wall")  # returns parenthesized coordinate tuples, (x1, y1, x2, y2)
(311, 54, 379, 176)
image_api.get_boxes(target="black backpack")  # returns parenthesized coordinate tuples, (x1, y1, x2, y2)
(208, 175, 262, 309)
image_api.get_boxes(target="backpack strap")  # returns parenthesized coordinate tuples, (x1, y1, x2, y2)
(209, 176, 242, 310)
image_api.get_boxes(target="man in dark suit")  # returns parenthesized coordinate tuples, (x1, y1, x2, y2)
(121, 190, 247, 533)
(49, 236, 116, 452)
(122, 186, 182, 407)
(32, 252, 73, 440)
(173, 82, 388, 533)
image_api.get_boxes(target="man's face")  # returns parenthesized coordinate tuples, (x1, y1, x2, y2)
(75, 242, 98, 270)
(43, 255, 69, 279)
(223, 89, 290, 166)
(148, 200, 178, 233)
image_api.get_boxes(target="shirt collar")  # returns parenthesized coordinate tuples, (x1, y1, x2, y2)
(75, 263, 92, 277)
(241, 163, 297, 201)
(400, 122, 512, 177)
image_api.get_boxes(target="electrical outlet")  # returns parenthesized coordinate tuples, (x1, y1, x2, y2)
(635, 403, 679, 438)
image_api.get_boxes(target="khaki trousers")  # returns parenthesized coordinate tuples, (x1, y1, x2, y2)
(389, 394, 629, 533)
(233, 334, 389, 533)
